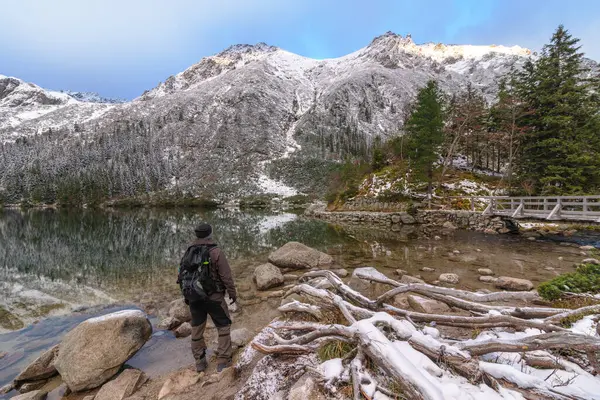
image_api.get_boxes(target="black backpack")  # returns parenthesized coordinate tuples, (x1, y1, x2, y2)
(178, 244, 219, 302)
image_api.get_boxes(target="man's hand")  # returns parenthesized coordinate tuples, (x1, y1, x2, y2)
(229, 295, 237, 305)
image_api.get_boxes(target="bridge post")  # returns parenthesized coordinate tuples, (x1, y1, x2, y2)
(470, 197, 475, 211)
(546, 198, 562, 220)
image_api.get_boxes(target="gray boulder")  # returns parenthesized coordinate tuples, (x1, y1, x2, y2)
(479, 276, 498, 284)
(94, 369, 148, 400)
(495, 277, 534, 291)
(54, 310, 152, 392)
(477, 268, 495, 276)
(400, 214, 417, 224)
(168, 299, 191, 323)
(331, 268, 349, 277)
(231, 328, 253, 348)
(253, 263, 284, 290)
(582, 258, 600, 265)
(14, 345, 59, 386)
(268, 242, 333, 270)
(288, 374, 326, 400)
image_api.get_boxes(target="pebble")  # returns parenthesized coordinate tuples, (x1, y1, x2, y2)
(476, 249, 482, 252)
(420, 267, 435, 272)
(580, 245, 595, 250)
(527, 237, 536, 241)
(434, 236, 441, 240)
(558, 257, 564, 261)
(453, 250, 461, 254)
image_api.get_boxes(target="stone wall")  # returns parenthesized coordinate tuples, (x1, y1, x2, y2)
(332, 198, 408, 212)
(306, 204, 511, 233)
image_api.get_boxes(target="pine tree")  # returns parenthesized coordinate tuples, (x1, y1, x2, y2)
(405, 80, 445, 198)
(516, 25, 600, 194)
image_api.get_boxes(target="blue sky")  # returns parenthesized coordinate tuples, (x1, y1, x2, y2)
(1, 0, 599, 100)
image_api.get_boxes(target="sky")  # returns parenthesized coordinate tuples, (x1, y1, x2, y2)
(1, 0, 599, 100)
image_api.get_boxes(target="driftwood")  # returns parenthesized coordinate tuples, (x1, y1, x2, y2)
(253, 270, 600, 400)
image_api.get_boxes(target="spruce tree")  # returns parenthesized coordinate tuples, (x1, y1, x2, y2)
(405, 80, 445, 198)
(516, 25, 600, 194)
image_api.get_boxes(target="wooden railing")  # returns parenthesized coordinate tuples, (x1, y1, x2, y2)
(449, 196, 600, 222)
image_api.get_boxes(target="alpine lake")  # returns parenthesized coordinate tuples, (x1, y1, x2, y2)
(1, 206, 599, 391)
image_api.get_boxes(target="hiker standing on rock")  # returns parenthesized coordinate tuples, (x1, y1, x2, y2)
(178, 223, 237, 373)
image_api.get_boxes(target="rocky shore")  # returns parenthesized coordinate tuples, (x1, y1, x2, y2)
(3, 239, 599, 400)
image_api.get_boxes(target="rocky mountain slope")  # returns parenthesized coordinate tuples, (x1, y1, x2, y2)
(0, 33, 597, 201)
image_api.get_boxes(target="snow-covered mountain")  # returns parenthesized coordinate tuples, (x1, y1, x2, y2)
(0, 33, 596, 200)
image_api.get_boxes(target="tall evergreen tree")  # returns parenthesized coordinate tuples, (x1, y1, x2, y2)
(516, 25, 600, 194)
(405, 80, 445, 198)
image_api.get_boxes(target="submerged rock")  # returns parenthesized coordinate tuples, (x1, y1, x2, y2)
(495, 276, 534, 291)
(268, 242, 333, 269)
(10, 390, 47, 400)
(439, 273, 459, 284)
(14, 345, 59, 386)
(253, 263, 284, 290)
(54, 310, 152, 392)
(477, 268, 495, 276)
(94, 369, 148, 400)
(479, 276, 498, 284)
(168, 299, 191, 323)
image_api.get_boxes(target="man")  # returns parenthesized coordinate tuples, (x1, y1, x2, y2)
(179, 223, 237, 373)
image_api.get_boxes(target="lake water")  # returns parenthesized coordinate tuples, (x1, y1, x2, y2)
(0, 207, 596, 391)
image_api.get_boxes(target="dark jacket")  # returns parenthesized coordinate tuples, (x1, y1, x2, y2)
(191, 238, 237, 301)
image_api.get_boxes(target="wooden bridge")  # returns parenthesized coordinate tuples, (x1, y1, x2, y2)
(456, 196, 600, 222)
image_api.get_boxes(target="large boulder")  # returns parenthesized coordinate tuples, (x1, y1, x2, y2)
(94, 369, 148, 400)
(54, 310, 152, 392)
(174, 322, 192, 338)
(495, 277, 534, 291)
(14, 345, 59, 386)
(407, 295, 450, 314)
(268, 242, 333, 270)
(253, 263, 284, 290)
(168, 299, 191, 323)
(157, 317, 182, 330)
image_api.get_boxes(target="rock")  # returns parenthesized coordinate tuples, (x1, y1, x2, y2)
(420, 267, 435, 272)
(14, 345, 59, 385)
(442, 221, 456, 230)
(580, 245, 596, 250)
(558, 256, 564, 261)
(0, 383, 14, 395)
(400, 275, 425, 284)
(94, 369, 148, 400)
(0, 351, 5, 359)
(527, 237, 536, 241)
(434, 236, 442, 240)
(582, 258, 600, 265)
(477, 268, 494, 276)
(288, 374, 326, 400)
(391, 215, 401, 224)
(544, 266, 555, 271)
(348, 267, 389, 293)
(54, 310, 152, 392)
(174, 322, 192, 338)
(158, 369, 200, 400)
(231, 328, 253, 348)
(392, 294, 411, 309)
(168, 299, 191, 323)
(479, 276, 498, 283)
(331, 268, 349, 278)
(452, 250, 460, 254)
(18, 381, 47, 394)
(400, 214, 417, 224)
(45, 382, 69, 400)
(407, 295, 450, 314)
(439, 273, 459, 284)
(268, 242, 333, 269)
(10, 390, 47, 400)
(253, 263, 284, 290)
(495, 277, 534, 291)
(157, 317, 181, 330)
(283, 274, 299, 282)
(395, 269, 408, 276)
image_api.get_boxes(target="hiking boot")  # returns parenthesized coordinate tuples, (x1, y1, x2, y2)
(196, 357, 208, 373)
(216, 360, 232, 372)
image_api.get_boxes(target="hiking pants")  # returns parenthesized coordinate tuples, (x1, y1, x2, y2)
(189, 294, 232, 363)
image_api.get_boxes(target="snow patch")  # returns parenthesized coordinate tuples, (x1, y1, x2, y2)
(85, 309, 146, 324)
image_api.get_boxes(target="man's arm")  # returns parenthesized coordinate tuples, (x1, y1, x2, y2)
(214, 249, 237, 301)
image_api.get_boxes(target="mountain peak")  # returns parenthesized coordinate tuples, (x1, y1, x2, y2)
(218, 42, 278, 57)
(370, 31, 415, 47)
